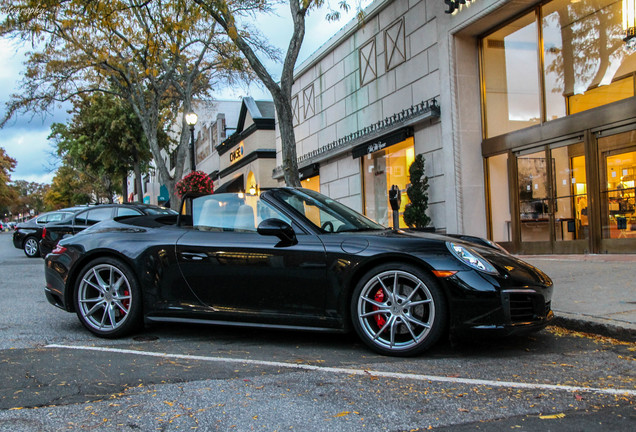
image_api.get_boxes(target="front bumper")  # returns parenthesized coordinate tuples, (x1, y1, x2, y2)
(443, 268, 554, 336)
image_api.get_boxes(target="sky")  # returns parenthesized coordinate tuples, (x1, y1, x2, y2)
(0, 2, 371, 185)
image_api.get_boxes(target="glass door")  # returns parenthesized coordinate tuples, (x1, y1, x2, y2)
(551, 143, 588, 253)
(515, 140, 588, 253)
(597, 129, 636, 251)
(517, 149, 551, 247)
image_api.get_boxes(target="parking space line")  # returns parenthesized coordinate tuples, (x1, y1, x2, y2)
(46, 344, 636, 397)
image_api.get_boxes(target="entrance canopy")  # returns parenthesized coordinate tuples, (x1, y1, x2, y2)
(215, 175, 244, 193)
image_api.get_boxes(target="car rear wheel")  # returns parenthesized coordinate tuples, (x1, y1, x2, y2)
(23, 237, 40, 258)
(74, 257, 142, 338)
(351, 263, 447, 356)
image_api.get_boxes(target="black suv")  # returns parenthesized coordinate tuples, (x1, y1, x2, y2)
(39, 203, 176, 257)
(13, 207, 90, 258)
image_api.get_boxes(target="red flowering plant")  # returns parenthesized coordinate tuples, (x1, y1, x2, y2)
(175, 170, 214, 198)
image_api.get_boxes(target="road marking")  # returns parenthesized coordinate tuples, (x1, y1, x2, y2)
(47, 344, 636, 397)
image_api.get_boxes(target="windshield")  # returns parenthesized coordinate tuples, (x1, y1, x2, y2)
(191, 193, 291, 232)
(273, 188, 386, 233)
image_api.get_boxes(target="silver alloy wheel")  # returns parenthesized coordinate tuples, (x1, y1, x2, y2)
(77, 263, 132, 332)
(356, 270, 435, 352)
(24, 238, 39, 257)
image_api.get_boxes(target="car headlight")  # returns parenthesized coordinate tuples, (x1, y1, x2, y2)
(446, 242, 498, 275)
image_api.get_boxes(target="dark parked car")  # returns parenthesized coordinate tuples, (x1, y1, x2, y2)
(39, 203, 176, 257)
(44, 188, 553, 356)
(13, 208, 89, 257)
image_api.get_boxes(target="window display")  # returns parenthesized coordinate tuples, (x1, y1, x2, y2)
(362, 138, 414, 227)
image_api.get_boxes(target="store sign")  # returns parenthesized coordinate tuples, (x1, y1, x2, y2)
(352, 129, 412, 159)
(229, 143, 244, 164)
(444, 0, 477, 15)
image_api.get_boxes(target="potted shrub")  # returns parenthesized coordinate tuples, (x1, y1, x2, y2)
(403, 154, 433, 230)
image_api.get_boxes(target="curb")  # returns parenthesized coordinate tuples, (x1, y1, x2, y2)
(553, 312, 636, 343)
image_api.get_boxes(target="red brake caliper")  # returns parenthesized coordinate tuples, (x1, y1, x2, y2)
(122, 290, 130, 311)
(373, 289, 386, 328)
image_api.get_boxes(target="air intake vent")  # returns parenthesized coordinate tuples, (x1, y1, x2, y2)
(509, 293, 536, 322)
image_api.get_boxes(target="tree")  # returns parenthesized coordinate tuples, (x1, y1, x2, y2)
(44, 165, 93, 209)
(0, 147, 17, 209)
(403, 154, 431, 229)
(9, 180, 50, 216)
(49, 93, 154, 203)
(193, 0, 362, 187)
(1, 0, 252, 206)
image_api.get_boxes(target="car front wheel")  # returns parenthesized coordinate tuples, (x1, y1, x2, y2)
(351, 263, 447, 356)
(23, 237, 40, 258)
(74, 257, 142, 338)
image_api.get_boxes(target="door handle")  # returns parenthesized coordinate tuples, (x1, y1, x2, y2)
(180, 252, 208, 261)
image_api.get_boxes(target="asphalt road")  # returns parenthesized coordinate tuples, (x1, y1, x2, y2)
(0, 231, 634, 431)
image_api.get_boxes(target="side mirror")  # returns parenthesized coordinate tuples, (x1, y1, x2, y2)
(257, 218, 297, 245)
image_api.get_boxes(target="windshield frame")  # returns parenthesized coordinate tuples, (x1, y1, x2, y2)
(270, 188, 386, 233)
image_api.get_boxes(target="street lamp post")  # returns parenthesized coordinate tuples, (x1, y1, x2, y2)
(185, 111, 198, 172)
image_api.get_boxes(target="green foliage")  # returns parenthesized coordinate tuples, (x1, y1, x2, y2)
(0, 147, 17, 209)
(403, 154, 431, 229)
(48, 93, 153, 203)
(44, 165, 92, 209)
(1, 0, 254, 207)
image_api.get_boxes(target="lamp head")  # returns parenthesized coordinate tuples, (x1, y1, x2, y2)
(185, 111, 198, 126)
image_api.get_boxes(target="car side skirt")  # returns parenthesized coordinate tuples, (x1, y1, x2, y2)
(145, 316, 348, 333)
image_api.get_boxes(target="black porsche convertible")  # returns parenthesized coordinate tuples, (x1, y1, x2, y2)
(44, 188, 553, 356)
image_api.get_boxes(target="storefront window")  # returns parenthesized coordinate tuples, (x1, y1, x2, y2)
(598, 130, 636, 239)
(482, 0, 635, 138)
(487, 153, 511, 242)
(301, 175, 320, 193)
(482, 11, 541, 137)
(362, 138, 415, 227)
(543, 0, 633, 119)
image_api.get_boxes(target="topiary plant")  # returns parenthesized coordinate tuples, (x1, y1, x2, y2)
(403, 154, 431, 229)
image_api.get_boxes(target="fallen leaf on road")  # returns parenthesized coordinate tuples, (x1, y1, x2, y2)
(539, 413, 565, 419)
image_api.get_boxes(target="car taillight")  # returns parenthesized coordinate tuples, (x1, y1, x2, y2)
(42, 227, 47, 239)
(52, 245, 67, 255)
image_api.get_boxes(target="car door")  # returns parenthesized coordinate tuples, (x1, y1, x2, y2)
(175, 194, 329, 320)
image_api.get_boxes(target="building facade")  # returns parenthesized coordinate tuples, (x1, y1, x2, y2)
(213, 98, 277, 194)
(273, 0, 636, 254)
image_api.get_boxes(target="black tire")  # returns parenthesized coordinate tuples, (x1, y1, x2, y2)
(23, 237, 40, 258)
(350, 262, 447, 356)
(73, 257, 142, 338)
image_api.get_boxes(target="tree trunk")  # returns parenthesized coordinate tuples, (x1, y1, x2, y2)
(122, 175, 128, 203)
(133, 161, 142, 203)
(274, 92, 301, 187)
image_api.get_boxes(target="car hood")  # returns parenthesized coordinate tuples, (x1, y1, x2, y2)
(331, 229, 552, 286)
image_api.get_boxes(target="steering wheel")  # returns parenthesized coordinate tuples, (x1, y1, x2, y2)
(321, 221, 334, 232)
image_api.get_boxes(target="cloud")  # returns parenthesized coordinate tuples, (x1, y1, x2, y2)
(1, 127, 58, 183)
(0, 39, 68, 185)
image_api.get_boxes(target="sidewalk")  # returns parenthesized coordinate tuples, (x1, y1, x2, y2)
(520, 255, 636, 342)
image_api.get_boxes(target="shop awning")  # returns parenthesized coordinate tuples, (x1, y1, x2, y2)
(215, 174, 244, 193)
